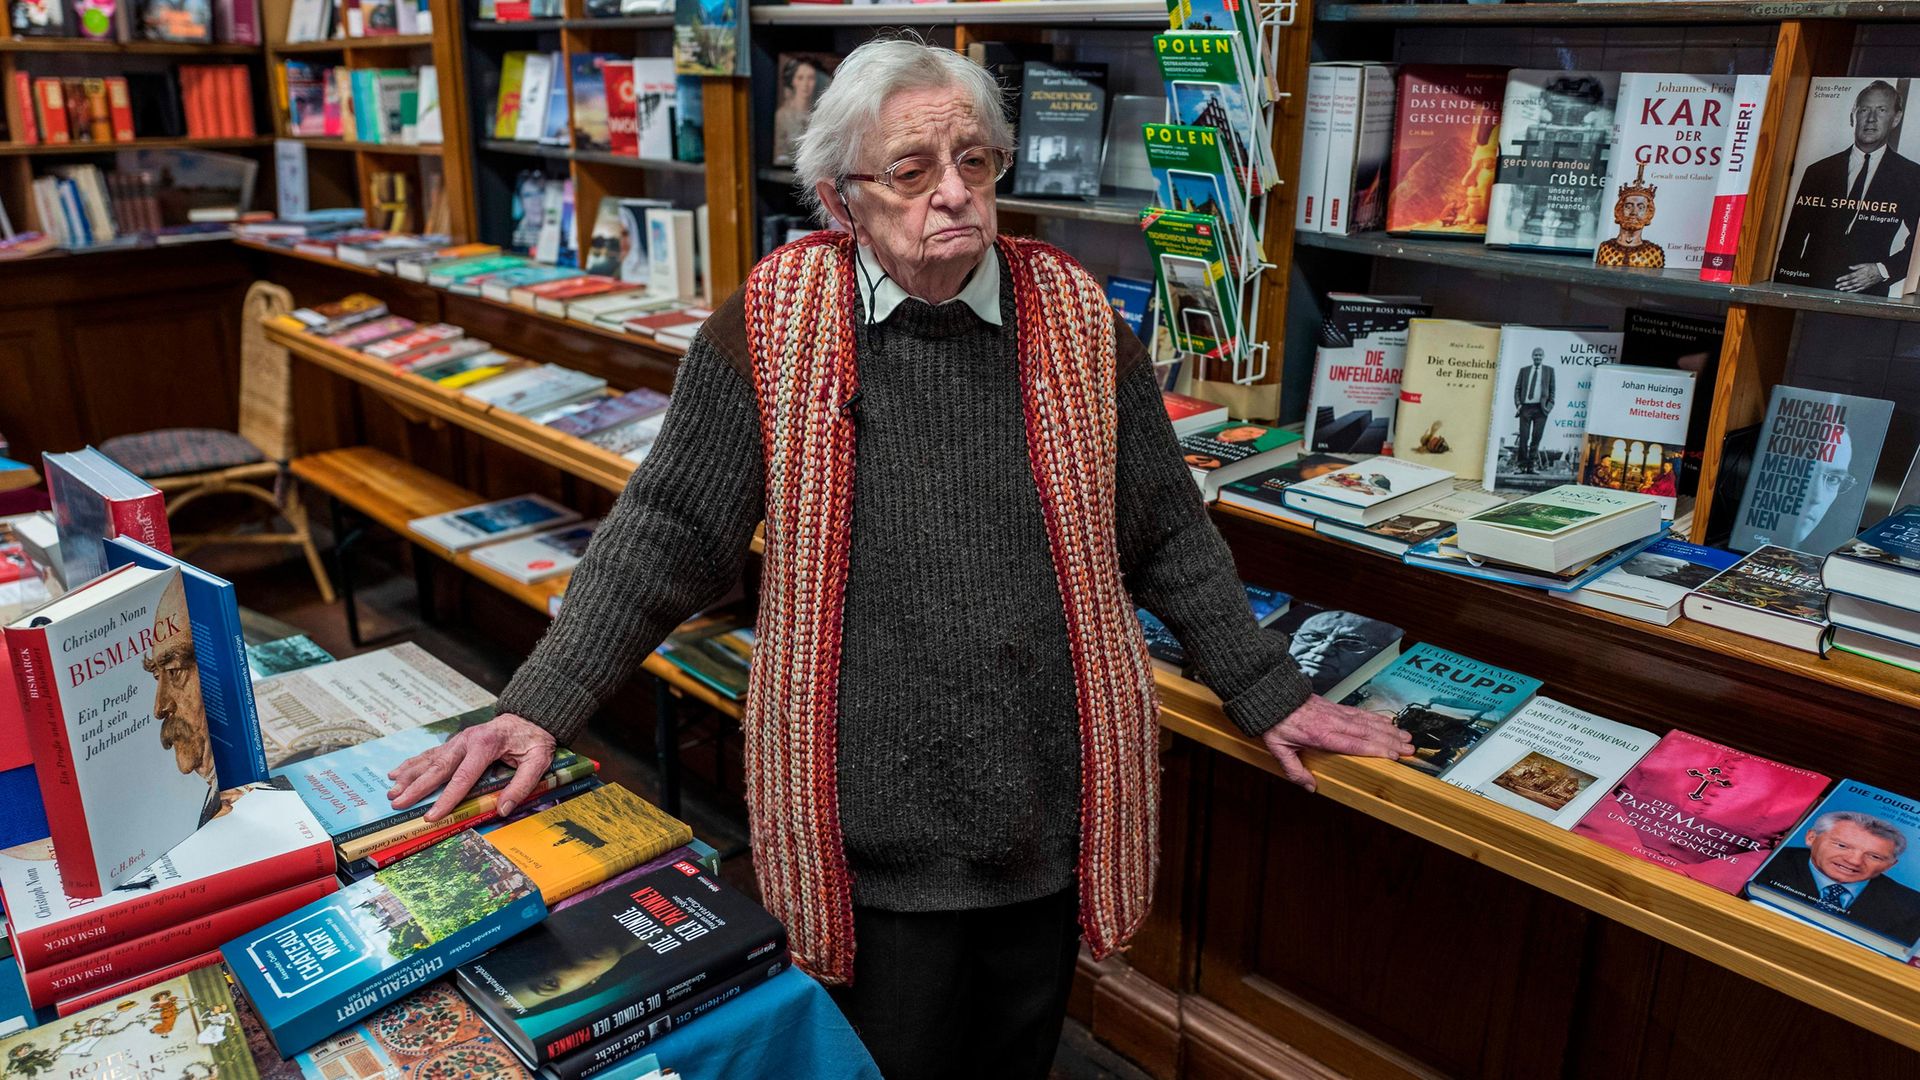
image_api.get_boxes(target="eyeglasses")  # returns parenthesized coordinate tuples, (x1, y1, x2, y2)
(842, 146, 1013, 198)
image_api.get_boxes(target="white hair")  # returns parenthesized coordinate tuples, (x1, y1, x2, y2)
(1811, 810, 1908, 855)
(792, 36, 1014, 225)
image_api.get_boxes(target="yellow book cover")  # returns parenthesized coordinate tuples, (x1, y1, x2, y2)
(495, 52, 529, 139)
(487, 783, 692, 903)
(1394, 318, 1501, 481)
(438, 364, 511, 389)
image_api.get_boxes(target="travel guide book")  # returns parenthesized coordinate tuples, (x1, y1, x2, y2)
(5, 564, 217, 897)
(1565, 536, 1742, 625)
(1153, 31, 1275, 189)
(1442, 696, 1658, 827)
(456, 860, 787, 1066)
(1280, 455, 1456, 526)
(1575, 364, 1697, 517)
(1730, 386, 1893, 557)
(1571, 729, 1830, 894)
(1483, 327, 1624, 496)
(1747, 779, 1920, 960)
(1682, 544, 1832, 653)
(0, 964, 260, 1080)
(1395, 319, 1501, 482)
(1339, 642, 1543, 777)
(1305, 293, 1429, 456)
(484, 783, 694, 904)
(252, 641, 495, 768)
(105, 536, 268, 789)
(1143, 122, 1248, 259)
(1142, 206, 1242, 363)
(1485, 69, 1619, 253)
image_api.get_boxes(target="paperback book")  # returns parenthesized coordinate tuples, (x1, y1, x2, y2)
(1177, 421, 1302, 500)
(1216, 454, 1357, 527)
(1445, 696, 1658, 827)
(1268, 601, 1403, 703)
(1385, 65, 1508, 237)
(1571, 363, 1697, 519)
(290, 981, 534, 1080)
(1305, 293, 1429, 456)
(409, 494, 582, 552)
(251, 642, 495, 767)
(1141, 207, 1241, 363)
(1565, 536, 1741, 625)
(1339, 642, 1543, 777)
(572, 53, 615, 152)
(1594, 73, 1736, 272)
(1013, 62, 1108, 198)
(1395, 319, 1501, 481)
(1484, 327, 1624, 495)
(1318, 62, 1395, 235)
(273, 714, 519, 839)
(1773, 77, 1919, 298)
(1747, 779, 1920, 959)
(1486, 70, 1619, 252)
(1571, 729, 1831, 894)
(1730, 385, 1893, 556)
(472, 520, 599, 584)
(0, 965, 259, 1079)
(1143, 122, 1247, 255)
(484, 783, 694, 904)
(655, 601, 754, 701)
(1153, 32, 1274, 189)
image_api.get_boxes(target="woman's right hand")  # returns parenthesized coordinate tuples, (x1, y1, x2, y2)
(386, 713, 558, 822)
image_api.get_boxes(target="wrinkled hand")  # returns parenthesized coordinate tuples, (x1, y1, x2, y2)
(1836, 263, 1888, 292)
(386, 713, 557, 822)
(1260, 695, 1414, 794)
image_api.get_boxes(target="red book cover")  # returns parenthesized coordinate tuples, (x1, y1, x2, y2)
(178, 66, 202, 138)
(604, 60, 638, 156)
(1385, 65, 1507, 238)
(4, 624, 99, 897)
(1161, 391, 1224, 425)
(9, 71, 37, 145)
(230, 65, 254, 136)
(1570, 730, 1831, 894)
(104, 77, 135, 141)
(0, 781, 333, 970)
(0, 645, 28, 772)
(493, 0, 531, 19)
(21, 875, 337, 1006)
(34, 79, 69, 145)
(107, 492, 172, 554)
(1700, 74, 1768, 284)
(55, 950, 223, 1016)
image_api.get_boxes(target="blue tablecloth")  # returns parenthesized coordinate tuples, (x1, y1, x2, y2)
(643, 966, 880, 1080)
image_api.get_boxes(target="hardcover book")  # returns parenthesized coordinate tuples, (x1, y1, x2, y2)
(1216, 454, 1358, 527)
(1748, 779, 1920, 959)
(1296, 65, 1335, 233)
(291, 981, 534, 1080)
(1486, 70, 1619, 252)
(1320, 62, 1395, 235)
(1700, 73, 1771, 283)
(1339, 642, 1543, 777)
(1281, 455, 1456, 526)
(42, 447, 172, 587)
(1385, 65, 1507, 237)
(1142, 206, 1241, 364)
(485, 783, 694, 904)
(1621, 309, 1721, 493)
(1595, 73, 1736, 272)
(1154, 32, 1274, 189)
(1268, 601, 1403, 703)
(1013, 62, 1108, 198)
(1824, 505, 1920, 609)
(409, 494, 581, 553)
(0, 779, 330, 972)
(1177, 421, 1302, 500)
(223, 829, 547, 1056)
(1571, 729, 1831, 894)
(1484, 327, 1624, 495)
(1730, 386, 1894, 555)
(1574, 364, 1696, 516)
(471, 520, 599, 585)
(104, 536, 268, 789)
(1305, 293, 1429, 456)
(0, 964, 259, 1078)
(604, 59, 638, 156)
(571, 53, 615, 152)
(1566, 536, 1741, 625)
(1395, 319, 1501, 481)
(1773, 77, 1919, 298)
(456, 861, 786, 1065)
(251, 642, 495, 767)
(1160, 391, 1228, 438)
(630, 58, 677, 161)
(1315, 486, 1507, 556)
(1685, 543, 1830, 648)
(5, 564, 217, 897)
(1406, 530, 1662, 594)
(1443, 696, 1658, 827)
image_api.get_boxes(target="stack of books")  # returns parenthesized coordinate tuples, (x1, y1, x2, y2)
(1822, 506, 1920, 670)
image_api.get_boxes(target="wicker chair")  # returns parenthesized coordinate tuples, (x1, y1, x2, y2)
(99, 281, 335, 603)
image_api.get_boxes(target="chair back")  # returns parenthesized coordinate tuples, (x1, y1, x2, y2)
(239, 281, 297, 463)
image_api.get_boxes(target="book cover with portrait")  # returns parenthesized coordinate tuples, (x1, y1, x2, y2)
(1749, 779, 1920, 959)
(1730, 385, 1893, 555)
(1594, 73, 1734, 272)
(1774, 77, 1919, 299)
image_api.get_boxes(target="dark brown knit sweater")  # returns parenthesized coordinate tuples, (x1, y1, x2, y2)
(495, 259, 1313, 911)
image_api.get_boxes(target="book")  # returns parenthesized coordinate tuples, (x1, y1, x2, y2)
(1406, 530, 1661, 594)
(140, 0, 211, 41)
(645, 207, 696, 301)
(1699, 73, 1771, 283)
(655, 602, 754, 701)
(1621, 309, 1721, 491)
(103, 536, 267, 789)
(1160, 390, 1227, 438)
(293, 293, 388, 335)
(1574, 364, 1697, 516)
(324, 314, 418, 350)
(471, 520, 599, 584)
(540, 962, 781, 1080)
(1315, 486, 1506, 556)
(1455, 484, 1663, 573)
(1565, 536, 1742, 625)
(1295, 65, 1335, 233)
(1729, 386, 1894, 556)
(1304, 294, 1429, 456)
(1281, 455, 1456, 527)
(1683, 544, 1832, 653)
(1442, 696, 1658, 827)
(9, 0, 65, 34)
(272, 712, 505, 839)
(1773, 77, 1920, 298)
(628, 58, 676, 161)
(1394, 319, 1501, 481)
(1262, 602, 1402, 703)
(1154, 32, 1274, 189)
(1107, 275, 1154, 342)
(547, 388, 671, 442)
(1178, 421, 1302, 500)
(455, 861, 786, 1065)
(1594, 73, 1736, 272)
(672, 0, 741, 77)
(1012, 62, 1108, 198)
(409, 495, 581, 553)
(1216, 454, 1357, 527)
(515, 52, 554, 142)
(1831, 623, 1920, 673)
(1385, 65, 1508, 237)
(0, 779, 331, 972)
(1824, 505, 1920, 612)
(364, 323, 470, 364)
(223, 829, 547, 1056)
(1143, 122, 1248, 261)
(1320, 63, 1395, 236)
(1747, 779, 1920, 959)
(1485, 70, 1619, 252)
(673, 74, 703, 164)
(1339, 642, 1543, 777)
(42, 447, 172, 587)
(1484, 327, 1624, 495)
(52, 949, 222, 1017)
(1571, 729, 1830, 894)
(290, 980, 535, 1080)
(543, 838, 721, 914)
(572, 53, 614, 152)
(463, 364, 609, 417)
(251, 642, 495, 768)
(1141, 206, 1241, 363)
(484, 784, 693, 905)
(337, 756, 598, 869)
(0, 965, 258, 1077)
(5, 564, 218, 897)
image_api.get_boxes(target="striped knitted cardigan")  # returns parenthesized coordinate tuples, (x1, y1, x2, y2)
(740, 230, 1162, 985)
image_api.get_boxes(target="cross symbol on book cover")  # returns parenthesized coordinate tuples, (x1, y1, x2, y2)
(1686, 767, 1732, 801)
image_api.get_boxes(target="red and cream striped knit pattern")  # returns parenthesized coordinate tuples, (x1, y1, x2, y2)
(741, 230, 1161, 985)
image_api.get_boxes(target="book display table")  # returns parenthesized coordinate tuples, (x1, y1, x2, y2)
(645, 968, 880, 1080)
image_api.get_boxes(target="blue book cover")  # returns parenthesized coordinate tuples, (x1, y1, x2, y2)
(1106, 276, 1154, 340)
(1340, 641, 1543, 777)
(0, 764, 47, 851)
(570, 53, 613, 151)
(223, 829, 547, 1057)
(1404, 531, 1662, 593)
(1747, 779, 1920, 959)
(1243, 582, 1290, 626)
(1832, 505, 1920, 575)
(105, 536, 268, 789)
(272, 713, 494, 838)
(674, 76, 704, 163)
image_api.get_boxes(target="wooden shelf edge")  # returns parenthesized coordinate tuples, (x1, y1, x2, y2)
(0, 136, 271, 157)
(642, 654, 745, 719)
(1152, 674, 1920, 1053)
(0, 37, 262, 54)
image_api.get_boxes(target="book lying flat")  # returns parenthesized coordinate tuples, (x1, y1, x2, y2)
(409, 495, 582, 553)
(0, 964, 260, 1077)
(1747, 779, 1920, 960)
(1441, 696, 1657, 827)
(486, 784, 694, 905)
(252, 642, 495, 768)
(1340, 642, 1542, 777)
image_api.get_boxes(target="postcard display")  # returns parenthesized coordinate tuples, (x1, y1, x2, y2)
(1148, 1, 1292, 386)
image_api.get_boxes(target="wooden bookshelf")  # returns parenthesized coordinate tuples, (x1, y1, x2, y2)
(287, 137, 444, 155)
(0, 38, 262, 55)
(0, 135, 275, 156)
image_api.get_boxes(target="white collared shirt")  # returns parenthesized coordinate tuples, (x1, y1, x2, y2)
(855, 244, 1002, 326)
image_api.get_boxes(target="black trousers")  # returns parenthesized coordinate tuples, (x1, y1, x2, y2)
(828, 887, 1081, 1080)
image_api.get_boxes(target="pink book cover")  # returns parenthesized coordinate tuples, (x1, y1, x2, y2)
(1571, 729, 1830, 893)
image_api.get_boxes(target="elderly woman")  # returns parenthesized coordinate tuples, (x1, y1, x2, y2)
(385, 38, 1410, 1077)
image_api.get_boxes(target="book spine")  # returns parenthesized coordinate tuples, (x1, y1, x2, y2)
(106, 493, 171, 552)
(543, 958, 787, 1080)
(1699, 73, 1770, 284)
(104, 78, 135, 142)
(53, 950, 224, 1017)
(1294, 66, 1336, 233)
(9, 71, 38, 145)
(5, 626, 100, 898)
(35, 80, 70, 145)
(14, 834, 334, 969)
(24, 876, 338, 1007)
(342, 760, 597, 865)
(1321, 66, 1363, 235)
